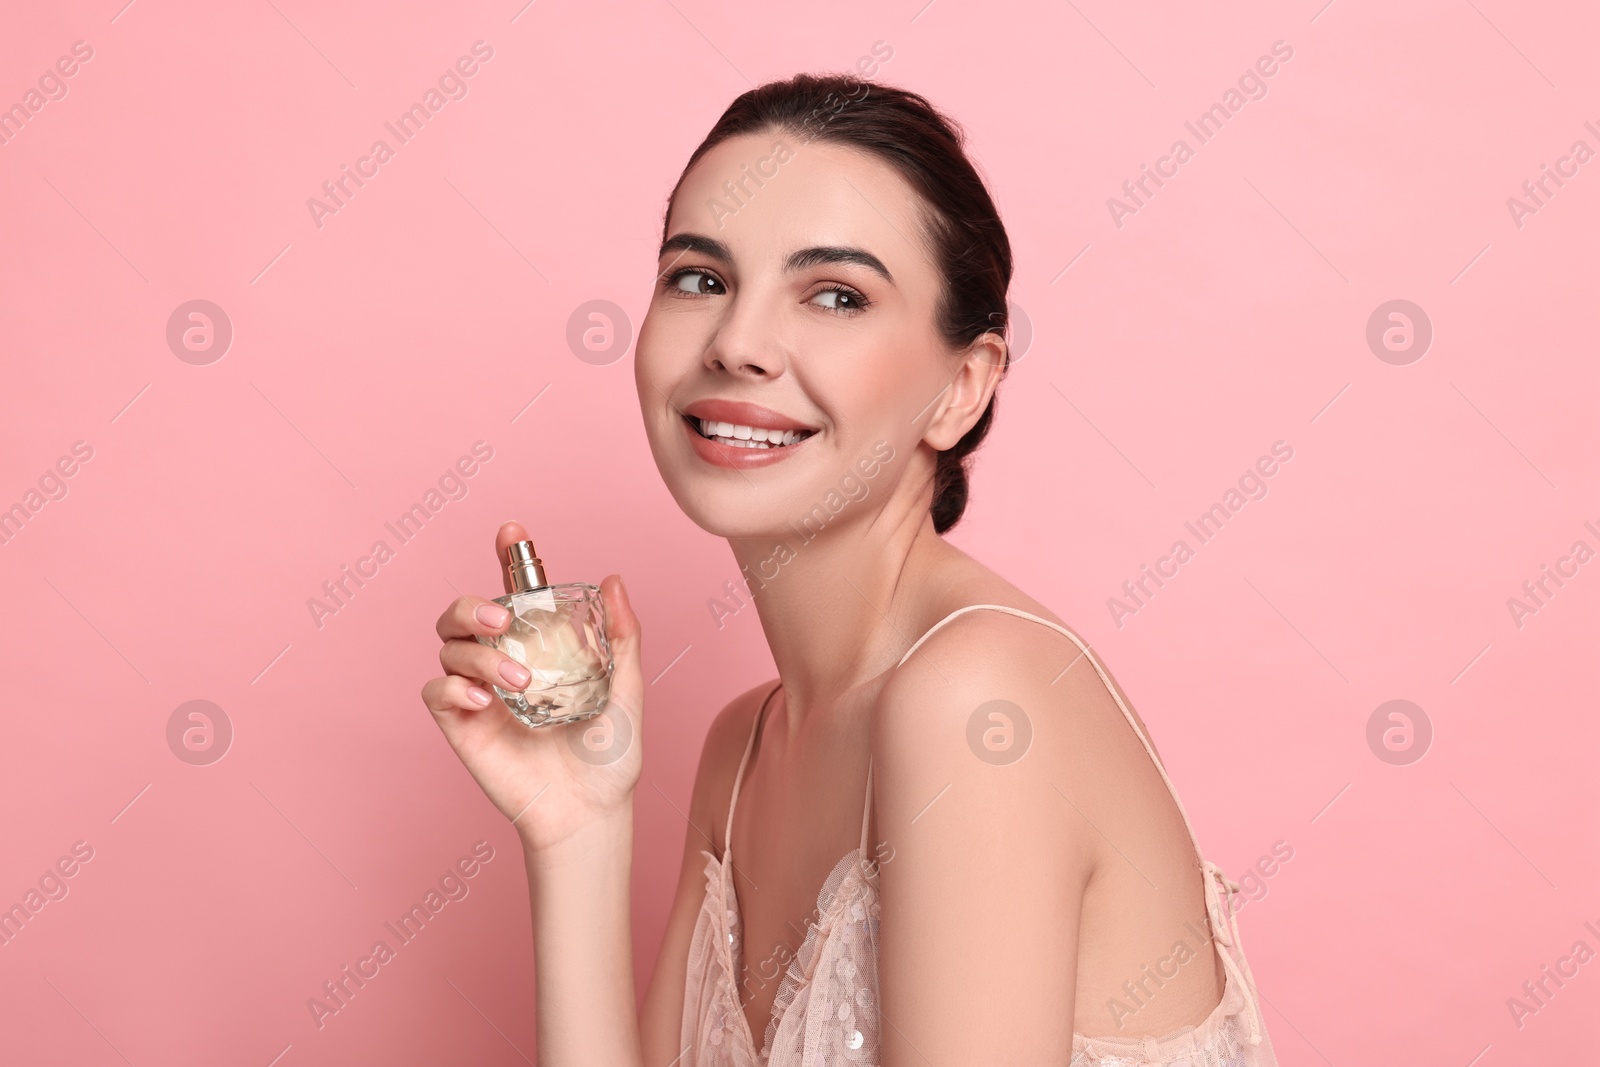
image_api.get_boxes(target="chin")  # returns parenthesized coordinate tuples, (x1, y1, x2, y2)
(658, 472, 805, 541)
(640, 423, 810, 541)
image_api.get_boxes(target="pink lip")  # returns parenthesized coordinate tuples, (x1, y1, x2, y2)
(677, 399, 818, 471)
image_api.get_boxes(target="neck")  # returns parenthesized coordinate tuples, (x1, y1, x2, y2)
(727, 496, 957, 720)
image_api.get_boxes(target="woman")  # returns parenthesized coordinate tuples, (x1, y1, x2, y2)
(422, 73, 1277, 1066)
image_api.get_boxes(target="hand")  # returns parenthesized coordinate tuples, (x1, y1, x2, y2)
(421, 520, 645, 854)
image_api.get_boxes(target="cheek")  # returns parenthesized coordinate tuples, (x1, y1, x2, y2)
(634, 307, 712, 456)
(844, 329, 942, 428)
(637, 297, 710, 363)
(633, 311, 681, 408)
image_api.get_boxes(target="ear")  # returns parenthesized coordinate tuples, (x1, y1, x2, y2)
(923, 330, 1007, 450)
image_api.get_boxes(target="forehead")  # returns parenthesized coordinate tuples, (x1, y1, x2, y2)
(666, 132, 935, 275)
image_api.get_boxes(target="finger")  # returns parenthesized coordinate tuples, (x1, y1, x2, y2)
(437, 594, 513, 641)
(421, 674, 497, 717)
(599, 573, 640, 651)
(494, 520, 531, 596)
(598, 573, 643, 711)
(440, 636, 533, 693)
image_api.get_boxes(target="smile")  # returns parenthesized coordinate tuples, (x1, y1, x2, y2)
(679, 412, 818, 470)
(687, 416, 815, 449)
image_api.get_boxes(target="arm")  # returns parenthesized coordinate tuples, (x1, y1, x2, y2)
(430, 530, 767, 1064)
(423, 521, 652, 1066)
(518, 665, 768, 1066)
(523, 811, 641, 1066)
(872, 613, 1098, 1063)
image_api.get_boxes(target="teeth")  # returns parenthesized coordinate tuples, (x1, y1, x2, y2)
(697, 418, 811, 447)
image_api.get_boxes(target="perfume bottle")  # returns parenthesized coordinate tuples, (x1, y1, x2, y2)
(477, 540, 613, 728)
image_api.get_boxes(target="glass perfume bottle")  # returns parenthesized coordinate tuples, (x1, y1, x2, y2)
(477, 540, 613, 728)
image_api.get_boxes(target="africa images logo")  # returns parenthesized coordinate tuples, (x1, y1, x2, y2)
(305, 41, 495, 229)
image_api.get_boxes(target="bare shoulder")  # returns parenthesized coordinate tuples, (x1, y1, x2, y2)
(870, 580, 1143, 848)
(688, 679, 778, 857)
(875, 549, 1159, 764)
(874, 598, 1095, 757)
(701, 678, 775, 763)
(876, 561, 1099, 729)
(867, 592, 1104, 992)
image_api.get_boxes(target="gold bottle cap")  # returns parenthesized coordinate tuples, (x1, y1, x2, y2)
(505, 540, 549, 593)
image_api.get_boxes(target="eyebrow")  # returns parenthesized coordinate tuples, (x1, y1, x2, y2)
(658, 233, 895, 284)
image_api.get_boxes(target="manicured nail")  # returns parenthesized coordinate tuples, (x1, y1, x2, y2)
(467, 687, 492, 707)
(499, 660, 531, 687)
(477, 603, 510, 628)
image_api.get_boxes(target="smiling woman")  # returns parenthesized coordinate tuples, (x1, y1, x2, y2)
(637, 75, 1011, 538)
(423, 71, 1279, 1067)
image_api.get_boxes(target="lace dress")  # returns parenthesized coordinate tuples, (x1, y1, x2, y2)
(680, 604, 1279, 1066)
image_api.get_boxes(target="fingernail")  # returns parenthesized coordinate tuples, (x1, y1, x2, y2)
(467, 687, 492, 707)
(499, 660, 531, 687)
(477, 604, 510, 627)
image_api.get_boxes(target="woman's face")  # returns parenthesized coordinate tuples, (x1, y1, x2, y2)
(635, 131, 969, 539)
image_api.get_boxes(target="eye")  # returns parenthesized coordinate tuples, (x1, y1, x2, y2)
(666, 268, 725, 296)
(810, 285, 870, 314)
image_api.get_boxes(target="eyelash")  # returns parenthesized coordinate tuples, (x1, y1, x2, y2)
(661, 268, 872, 316)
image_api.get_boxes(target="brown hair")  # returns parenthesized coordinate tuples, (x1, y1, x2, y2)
(663, 72, 1013, 534)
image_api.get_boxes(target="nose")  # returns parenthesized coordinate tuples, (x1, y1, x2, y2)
(703, 293, 787, 379)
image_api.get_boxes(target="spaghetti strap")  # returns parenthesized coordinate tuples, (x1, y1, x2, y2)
(724, 682, 876, 864)
(723, 682, 782, 860)
(894, 604, 1208, 860)
(858, 759, 874, 857)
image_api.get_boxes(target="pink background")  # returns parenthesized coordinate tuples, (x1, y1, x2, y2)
(2, 0, 1597, 1062)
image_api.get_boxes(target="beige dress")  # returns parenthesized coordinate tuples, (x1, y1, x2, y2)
(680, 604, 1280, 1066)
